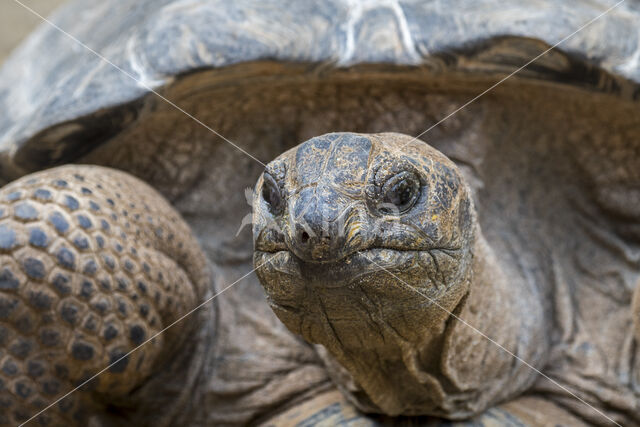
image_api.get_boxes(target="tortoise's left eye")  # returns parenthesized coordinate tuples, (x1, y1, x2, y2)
(262, 173, 283, 214)
(380, 171, 421, 214)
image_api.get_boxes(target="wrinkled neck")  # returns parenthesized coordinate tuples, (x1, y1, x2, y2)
(438, 234, 549, 415)
(319, 232, 549, 417)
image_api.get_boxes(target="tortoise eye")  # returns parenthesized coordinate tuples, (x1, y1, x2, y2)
(262, 173, 283, 214)
(380, 171, 421, 214)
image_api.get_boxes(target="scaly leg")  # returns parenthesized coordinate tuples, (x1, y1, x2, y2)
(0, 165, 211, 425)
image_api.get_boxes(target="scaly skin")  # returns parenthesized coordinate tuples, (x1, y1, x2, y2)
(0, 165, 210, 425)
(0, 134, 634, 426)
(253, 132, 550, 418)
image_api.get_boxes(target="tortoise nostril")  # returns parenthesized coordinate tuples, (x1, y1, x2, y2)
(301, 231, 310, 244)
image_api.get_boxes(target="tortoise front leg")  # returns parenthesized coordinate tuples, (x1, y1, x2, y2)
(0, 165, 211, 425)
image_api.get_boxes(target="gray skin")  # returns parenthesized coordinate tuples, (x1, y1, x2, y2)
(0, 0, 640, 425)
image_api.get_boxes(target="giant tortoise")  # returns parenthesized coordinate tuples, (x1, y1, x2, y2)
(0, 0, 639, 425)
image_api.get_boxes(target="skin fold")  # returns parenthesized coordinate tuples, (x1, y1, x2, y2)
(253, 132, 548, 418)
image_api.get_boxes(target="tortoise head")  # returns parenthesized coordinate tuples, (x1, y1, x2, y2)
(253, 133, 476, 360)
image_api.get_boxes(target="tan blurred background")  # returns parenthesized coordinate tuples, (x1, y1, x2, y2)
(0, 0, 67, 64)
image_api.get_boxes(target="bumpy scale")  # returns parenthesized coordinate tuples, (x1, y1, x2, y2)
(0, 165, 210, 425)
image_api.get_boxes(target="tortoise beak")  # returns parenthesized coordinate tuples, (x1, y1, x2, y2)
(289, 209, 350, 262)
(287, 188, 364, 263)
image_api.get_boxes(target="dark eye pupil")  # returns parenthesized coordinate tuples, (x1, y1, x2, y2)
(262, 175, 282, 212)
(380, 172, 420, 214)
(265, 185, 278, 205)
(389, 181, 413, 205)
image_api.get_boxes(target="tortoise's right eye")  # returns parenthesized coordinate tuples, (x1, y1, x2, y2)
(262, 173, 283, 214)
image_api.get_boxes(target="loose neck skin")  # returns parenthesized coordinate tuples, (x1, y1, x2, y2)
(319, 229, 549, 418)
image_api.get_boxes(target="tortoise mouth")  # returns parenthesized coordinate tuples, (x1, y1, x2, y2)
(254, 246, 467, 334)
(254, 246, 461, 289)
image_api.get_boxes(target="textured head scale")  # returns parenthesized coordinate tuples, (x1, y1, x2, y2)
(253, 131, 475, 335)
(254, 132, 474, 256)
(253, 132, 479, 414)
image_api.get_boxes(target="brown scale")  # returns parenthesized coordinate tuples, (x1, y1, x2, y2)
(0, 165, 210, 426)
